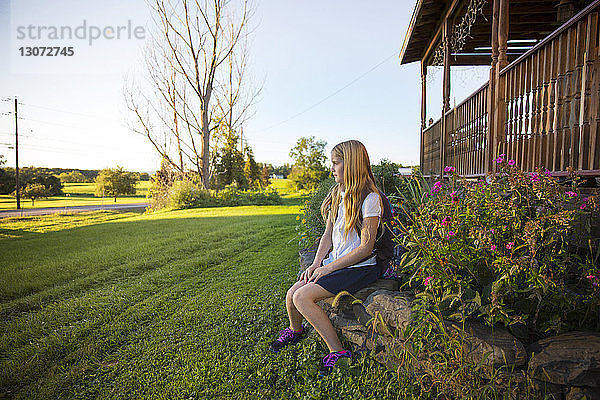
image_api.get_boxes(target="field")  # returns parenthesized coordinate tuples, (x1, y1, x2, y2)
(0, 182, 151, 211)
(0, 180, 297, 211)
(0, 205, 413, 399)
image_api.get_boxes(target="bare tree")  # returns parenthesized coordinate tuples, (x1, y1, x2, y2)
(125, 0, 258, 188)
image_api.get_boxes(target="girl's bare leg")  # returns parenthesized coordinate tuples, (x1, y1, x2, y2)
(292, 283, 344, 353)
(286, 280, 307, 331)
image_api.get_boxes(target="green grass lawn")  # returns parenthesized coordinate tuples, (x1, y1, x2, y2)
(0, 206, 414, 399)
(0, 182, 151, 211)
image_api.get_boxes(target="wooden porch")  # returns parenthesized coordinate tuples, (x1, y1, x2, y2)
(401, 0, 600, 178)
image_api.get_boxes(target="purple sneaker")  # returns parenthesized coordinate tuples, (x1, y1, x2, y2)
(270, 327, 305, 353)
(319, 350, 352, 376)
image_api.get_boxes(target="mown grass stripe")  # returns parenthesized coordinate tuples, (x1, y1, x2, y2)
(1, 207, 417, 399)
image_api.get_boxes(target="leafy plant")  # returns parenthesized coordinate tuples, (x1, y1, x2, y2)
(396, 159, 600, 339)
(295, 177, 335, 248)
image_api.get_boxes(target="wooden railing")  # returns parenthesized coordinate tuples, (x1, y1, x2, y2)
(422, 118, 442, 176)
(421, 2, 600, 177)
(446, 83, 489, 176)
(498, 4, 600, 173)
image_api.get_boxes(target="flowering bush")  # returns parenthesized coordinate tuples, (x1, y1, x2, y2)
(396, 159, 599, 339)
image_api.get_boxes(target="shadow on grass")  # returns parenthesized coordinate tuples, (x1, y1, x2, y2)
(0, 211, 297, 315)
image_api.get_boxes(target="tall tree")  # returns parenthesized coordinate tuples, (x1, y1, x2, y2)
(243, 145, 260, 187)
(125, 0, 258, 189)
(210, 124, 246, 189)
(259, 163, 271, 187)
(289, 136, 329, 190)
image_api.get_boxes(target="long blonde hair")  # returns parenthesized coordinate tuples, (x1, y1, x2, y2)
(320, 140, 381, 236)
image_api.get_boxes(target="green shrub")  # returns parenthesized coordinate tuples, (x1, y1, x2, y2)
(296, 177, 335, 248)
(168, 180, 215, 209)
(156, 181, 284, 211)
(372, 159, 404, 195)
(397, 160, 600, 339)
(214, 186, 283, 207)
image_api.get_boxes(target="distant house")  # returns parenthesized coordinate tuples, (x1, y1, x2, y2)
(400, 0, 600, 179)
(398, 167, 414, 177)
(270, 174, 284, 180)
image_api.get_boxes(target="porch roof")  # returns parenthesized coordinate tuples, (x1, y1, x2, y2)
(399, 0, 572, 66)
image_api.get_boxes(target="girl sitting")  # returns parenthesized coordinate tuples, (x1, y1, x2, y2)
(270, 140, 390, 376)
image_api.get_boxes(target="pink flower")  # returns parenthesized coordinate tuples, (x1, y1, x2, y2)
(566, 191, 578, 198)
(430, 181, 443, 196)
(508, 159, 516, 166)
(530, 173, 540, 182)
(494, 157, 504, 164)
(587, 275, 597, 280)
(490, 228, 495, 234)
(451, 191, 458, 204)
(506, 242, 514, 250)
(424, 276, 433, 286)
(441, 216, 451, 227)
(446, 231, 455, 239)
(580, 197, 589, 210)
(444, 166, 455, 173)
(491, 245, 497, 251)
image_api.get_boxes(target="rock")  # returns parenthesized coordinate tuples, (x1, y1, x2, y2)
(448, 321, 527, 368)
(330, 313, 385, 352)
(352, 303, 372, 326)
(527, 332, 600, 387)
(374, 349, 401, 371)
(566, 386, 600, 400)
(330, 314, 366, 332)
(363, 289, 413, 331)
(298, 245, 318, 276)
(320, 279, 400, 315)
(528, 379, 564, 400)
(340, 328, 385, 352)
(494, 370, 528, 400)
(353, 280, 400, 302)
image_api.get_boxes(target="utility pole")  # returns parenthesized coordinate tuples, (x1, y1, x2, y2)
(15, 98, 20, 210)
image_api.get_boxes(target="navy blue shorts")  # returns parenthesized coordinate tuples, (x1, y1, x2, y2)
(315, 262, 382, 295)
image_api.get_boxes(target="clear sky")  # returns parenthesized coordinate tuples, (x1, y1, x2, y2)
(0, 0, 489, 172)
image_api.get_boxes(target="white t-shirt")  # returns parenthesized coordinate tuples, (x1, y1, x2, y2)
(322, 191, 382, 268)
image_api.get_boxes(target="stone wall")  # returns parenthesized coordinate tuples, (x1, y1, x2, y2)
(300, 250, 600, 399)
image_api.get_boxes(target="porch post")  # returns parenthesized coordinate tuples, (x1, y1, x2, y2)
(492, 0, 509, 170)
(440, 18, 451, 178)
(420, 61, 427, 172)
(486, 0, 500, 174)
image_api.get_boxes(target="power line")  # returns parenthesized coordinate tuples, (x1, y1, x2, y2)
(257, 52, 397, 133)
(20, 102, 123, 124)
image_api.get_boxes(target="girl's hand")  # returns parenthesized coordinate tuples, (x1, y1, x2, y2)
(299, 263, 318, 283)
(307, 265, 333, 283)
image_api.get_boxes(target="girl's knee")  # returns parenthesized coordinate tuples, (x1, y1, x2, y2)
(292, 285, 315, 308)
(286, 281, 304, 302)
(286, 286, 295, 303)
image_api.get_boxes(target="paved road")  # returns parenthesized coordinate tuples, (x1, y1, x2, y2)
(0, 203, 149, 219)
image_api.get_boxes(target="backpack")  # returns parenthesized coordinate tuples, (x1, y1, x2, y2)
(358, 190, 397, 276)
